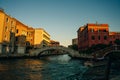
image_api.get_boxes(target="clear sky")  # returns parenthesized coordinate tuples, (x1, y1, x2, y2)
(0, 0, 120, 46)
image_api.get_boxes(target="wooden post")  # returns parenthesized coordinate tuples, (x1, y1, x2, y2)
(105, 56, 111, 80)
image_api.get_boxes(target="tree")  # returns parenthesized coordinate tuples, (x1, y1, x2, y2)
(85, 44, 108, 53)
(114, 39, 120, 45)
(69, 44, 78, 51)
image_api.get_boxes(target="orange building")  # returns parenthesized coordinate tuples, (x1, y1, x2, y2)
(26, 27, 35, 46)
(34, 28, 50, 48)
(0, 9, 16, 53)
(49, 40, 60, 46)
(14, 19, 28, 54)
(15, 19, 28, 46)
(0, 9, 51, 54)
(77, 23, 109, 50)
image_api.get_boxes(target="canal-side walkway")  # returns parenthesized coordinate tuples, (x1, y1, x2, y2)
(0, 53, 37, 59)
(110, 76, 120, 80)
(0, 45, 120, 60)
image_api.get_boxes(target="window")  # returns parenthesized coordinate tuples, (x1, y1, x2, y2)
(103, 29, 107, 32)
(16, 29, 19, 33)
(22, 30, 27, 35)
(98, 29, 101, 32)
(11, 21, 13, 25)
(4, 35, 7, 40)
(98, 29, 100, 32)
(98, 36, 100, 40)
(5, 26, 8, 31)
(104, 36, 107, 40)
(27, 32, 29, 35)
(91, 29, 94, 32)
(109, 41, 113, 44)
(31, 39, 33, 41)
(11, 28, 14, 32)
(16, 37, 18, 41)
(91, 36, 95, 40)
(6, 18, 9, 22)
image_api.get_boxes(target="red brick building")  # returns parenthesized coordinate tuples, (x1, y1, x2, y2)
(109, 32, 120, 44)
(77, 23, 120, 50)
(49, 40, 60, 46)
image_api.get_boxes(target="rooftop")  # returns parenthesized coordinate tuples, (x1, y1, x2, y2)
(87, 23, 109, 27)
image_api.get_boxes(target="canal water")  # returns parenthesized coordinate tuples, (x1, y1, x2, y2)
(0, 54, 87, 80)
(0, 54, 120, 80)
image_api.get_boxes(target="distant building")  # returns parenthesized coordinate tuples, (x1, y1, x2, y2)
(72, 38, 78, 45)
(109, 32, 120, 44)
(77, 23, 109, 50)
(34, 28, 50, 48)
(49, 40, 60, 46)
(26, 27, 35, 46)
(77, 23, 120, 51)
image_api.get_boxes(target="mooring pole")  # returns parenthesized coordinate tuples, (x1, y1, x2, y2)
(105, 56, 111, 80)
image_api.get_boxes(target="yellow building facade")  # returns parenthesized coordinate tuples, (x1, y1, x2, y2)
(0, 9, 51, 53)
(15, 19, 28, 37)
(15, 19, 28, 47)
(0, 9, 16, 53)
(26, 27, 35, 46)
(34, 28, 50, 48)
(0, 10, 16, 43)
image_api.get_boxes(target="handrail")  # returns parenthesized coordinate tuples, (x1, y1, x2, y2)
(92, 45, 120, 59)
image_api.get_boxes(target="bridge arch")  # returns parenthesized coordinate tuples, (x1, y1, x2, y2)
(31, 46, 80, 57)
(93, 45, 120, 60)
(37, 48, 69, 56)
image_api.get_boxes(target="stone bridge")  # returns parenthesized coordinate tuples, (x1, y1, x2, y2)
(30, 45, 120, 60)
(30, 46, 80, 58)
(92, 45, 120, 59)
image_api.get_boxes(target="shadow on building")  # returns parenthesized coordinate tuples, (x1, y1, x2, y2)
(0, 32, 15, 54)
(14, 35, 26, 54)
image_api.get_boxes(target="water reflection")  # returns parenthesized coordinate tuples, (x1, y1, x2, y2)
(0, 55, 86, 80)
(46, 54, 71, 63)
(0, 59, 44, 80)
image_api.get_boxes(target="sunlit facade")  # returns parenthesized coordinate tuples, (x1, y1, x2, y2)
(26, 27, 35, 46)
(0, 9, 51, 53)
(15, 19, 28, 46)
(109, 32, 120, 44)
(34, 28, 50, 48)
(49, 40, 60, 46)
(77, 23, 109, 50)
(0, 9, 16, 53)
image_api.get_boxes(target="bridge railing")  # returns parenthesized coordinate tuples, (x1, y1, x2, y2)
(30, 46, 80, 57)
(113, 45, 120, 51)
(79, 53, 93, 58)
(92, 45, 120, 59)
